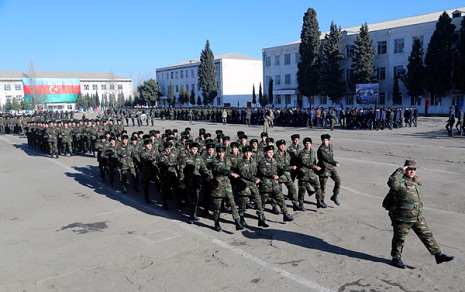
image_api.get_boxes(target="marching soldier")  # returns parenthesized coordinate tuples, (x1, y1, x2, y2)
(317, 134, 341, 207)
(274, 139, 301, 211)
(297, 137, 323, 210)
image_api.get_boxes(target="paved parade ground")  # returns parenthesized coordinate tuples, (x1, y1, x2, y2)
(1, 116, 464, 291)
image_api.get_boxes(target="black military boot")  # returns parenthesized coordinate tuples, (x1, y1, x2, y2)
(293, 202, 305, 211)
(391, 257, 406, 269)
(258, 214, 269, 228)
(271, 205, 280, 214)
(214, 221, 222, 232)
(435, 252, 454, 264)
(299, 202, 306, 211)
(235, 218, 244, 230)
(317, 199, 328, 208)
(122, 185, 127, 194)
(240, 216, 248, 227)
(330, 195, 340, 206)
(283, 211, 294, 222)
(188, 214, 199, 224)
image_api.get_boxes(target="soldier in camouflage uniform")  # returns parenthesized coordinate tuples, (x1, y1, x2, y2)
(139, 139, 158, 204)
(297, 137, 323, 210)
(274, 139, 302, 211)
(60, 121, 73, 156)
(317, 134, 341, 207)
(236, 145, 268, 228)
(201, 142, 215, 216)
(45, 121, 59, 158)
(210, 145, 243, 232)
(157, 141, 180, 210)
(95, 135, 108, 182)
(258, 145, 293, 222)
(287, 134, 302, 183)
(117, 135, 137, 193)
(102, 136, 118, 188)
(387, 159, 454, 269)
(179, 142, 213, 224)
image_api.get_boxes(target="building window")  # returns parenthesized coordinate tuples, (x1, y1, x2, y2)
(346, 45, 355, 58)
(275, 75, 281, 85)
(175, 71, 178, 79)
(411, 96, 421, 106)
(275, 55, 280, 66)
(216, 96, 222, 106)
(191, 84, 195, 92)
(393, 92, 403, 105)
(6, 95, 12, 100)
(285, 74, 291, 85)
(101, 84, 106, 90)
(379, 92, 385, 105)
(265, 56, 271, 67)
(284, 53, 291, 65)
(378, 67, 386, 80)
(15, 95, 22, 100)
(92, 85, 98, 90)
(377, 41, 387, 54)
(276, 94, 282, 104)
(431, 95, 441, 106)
(186, 70, 189, 78)
(84, 85, 89, 90)
(320, 95, 327, 104)
(118, 85, 123, 90)
(176, 85, 179, 93)
(180, 71, 184, 78)
(4, 84, 11, 90)
(171, 72, 174, 79)
(295, 53, 300, 64)
(285, 95, 291, 106)
(110, 84, 115, 90)
(191, 69, 195, 77)
(394, 38, 405, 53)
(15, 84, 22, 90)
(345, 69, 354, 81)
(393, 65, 404, 78)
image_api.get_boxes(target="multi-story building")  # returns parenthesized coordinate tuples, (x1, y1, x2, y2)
(156, 53, 262, 108)
(262, 7, 465, 114)
(0, 71, 133, 112)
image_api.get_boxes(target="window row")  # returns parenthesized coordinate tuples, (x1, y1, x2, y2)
(3, 84, 22, 91)
(265, 53, 300, 67)
(159, 68, 199, 80)
(83, 84, 123, 90)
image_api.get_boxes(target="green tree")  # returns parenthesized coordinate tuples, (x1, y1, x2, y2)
(392, 72, 402, 105)
(425, 11, 457, 99)
(297, 7, 321, 99)
(117, 93, 125, 108)
(454, 16, 465, 93)
(258, 82, 267, 107)
(5, 99, 12, 111)
(94, 91, 100, 108)
(190, 88, 196, 105)
(179, 85, 186, 105)
(137, 79, 160, 106)
(185, 88, 191, 106)
(167, 81, 175, 106)
(198, 40, 218, 104)
(20, 99, 30, 110)
(252, 84, 257, 105)
(350, 23, 375, 88)
(267, 77, 274, 104)
(102, 95, 108, 109)
(124, 95, 133, 107)
(196, 95, 202, 106)
(320, 21, 345, 103)
(401, 36, 425, 104)
(11, 98, 20, 111)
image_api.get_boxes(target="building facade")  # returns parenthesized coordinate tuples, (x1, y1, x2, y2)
(156, 53, 263, 108)
(262, 7, 465, 114)
(0, 71, 133, 112)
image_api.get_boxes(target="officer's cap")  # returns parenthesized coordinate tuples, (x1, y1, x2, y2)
(263, 145, 274, 152)
(242, 145, 253, 153)
(291, 134, 300, 140)
(303, 137, 312, 144)
(276, 139, 286, 146)
(216, 145, 226, 153)
(404, 159, 417, 169)
(321, 134, 331, 140)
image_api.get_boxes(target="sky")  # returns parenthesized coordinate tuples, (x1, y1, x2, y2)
(0, 0, 464, 83)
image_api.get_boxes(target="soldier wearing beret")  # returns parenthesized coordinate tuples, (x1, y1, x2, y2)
(387, 159, 454, 269)
(317, 133, 341, 207)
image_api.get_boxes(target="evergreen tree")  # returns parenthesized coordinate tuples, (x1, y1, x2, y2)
(297, 8, 321, 98)
(198, 40, 218, 104)
(190, 88, 196, 105)
(401, 36, 425, 104)
(117, 93, 125, 108)
(424, 11, 457, 98)
(454, 16, 465, 93)
(5, 99, 12, 111)
(167, 81, 175, 106)
(196, 96, 202, 106)
(102, 95, 108, 109)
(320, 21, 345, 103)
(185, 89, 191, 106)
(252, 84, 257, 105)
(392, 72, 402, 105)
(179, 85, 186, 105)
(350, 23, 375, 88)
(137, 78, 160, 106)
(259, 82, 267, 107)
(94, 91, 100, 108)
(20, 99, 30, 110)
(11, 99, 20, 111)
(268, 77, 274, 104)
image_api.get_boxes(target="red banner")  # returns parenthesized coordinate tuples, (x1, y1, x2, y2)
(23, 85, 80, 95)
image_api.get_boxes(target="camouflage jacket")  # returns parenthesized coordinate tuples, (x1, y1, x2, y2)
(317, 144, 338, 176)
(273, 150, 292, 183)
(388, 168, 423, 222)
(157, 150, 178, 177)
(212, 157, 233, 184)
(139, 148, 157, 174)
(258, 156, 279, 193)
(297, 148, 319, 181)
(237, 157, 259, 191)
(117, 143, 134, 169)
(287, 143, 303, 167)
(178, 152, 212, 186)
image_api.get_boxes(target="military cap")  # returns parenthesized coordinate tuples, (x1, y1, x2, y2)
(142, 134, 150, 140)
(276, 139, 286, 146)
(121, 130, 127, 134)
(131, 131, 138, 136)
(249, 138, 258, 144)
(206, 143, 216, 149)
(181, 135, 188, 140)
(166, 131, 173, 136)
(263, 145, 274, 152)
(166, 136, 174, 141)
(321, 134, 331, 140)
(161, 133, 167, 138)
(163, 141, 173, 148)
(199, 128, 206, 133)
(165, 129, 171, 134)
(138, 130, 144, 135)
(215, 129, 223, 135)
(242, 145, 253, 152)
(190, 142, 200, 149)
(216, 145, 226, 153)
(154, 130, 160, 134)
(404, 159, 417, 169)
(131, 136, 138, 141)
(205, 133, 211, 138)
(266, 137, 274, 143)
(291, 134, 300, 140)
(237, 130, 245, 136)
(260, 132, 268, 137)
(230, 142, 239, 148)
(122, 135, 129, 140)
(223, 136, 230, 141)
(116, 133, 122, 137)
(303, 137, 313, 144)
(217, 133, 225, 139)
(99, 134, 106, 139)
(172, 129, 178, 133)
(240, 134, 248, 140)
(143, 138, 152, 145)
(48, 120, 54, 124)
(109, 136, 116, 141)
(185, 127, 191, 132)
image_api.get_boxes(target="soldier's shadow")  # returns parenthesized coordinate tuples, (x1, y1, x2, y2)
(241, 228, 391, 265)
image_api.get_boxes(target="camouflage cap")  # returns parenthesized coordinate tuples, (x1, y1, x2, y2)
(260, 132, 268, 137)
(266, 137, 274, 143)
(404, 159, 417, 169)
(216, 145, 226, 153)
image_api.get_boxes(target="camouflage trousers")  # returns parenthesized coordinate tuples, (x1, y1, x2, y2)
(390, 216, 440, 259)
(211, 182, 239, 222)
(119, 167, 137, 187)
(281, 180, 297, 203)
(298, 177, 322, 201)
(319, 169, 341, 198)
(261, 188, 287, 212)
(48, 140, 58, 155)
(185, 184, 201, 216)
(237, 185, 263, 217)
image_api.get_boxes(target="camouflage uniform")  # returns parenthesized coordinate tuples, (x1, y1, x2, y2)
(44, 123, 59, 157)
(117, 140, 137, 193)
(274, 149, 297, 204)
(157, 147, 179, 209)
(317, 142, 341, 200)
(297, 147, 322, 207)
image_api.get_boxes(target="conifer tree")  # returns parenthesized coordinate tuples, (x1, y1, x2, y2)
(252, 84, 257, 105)
(350, 23, 375, 89)
(198, 40, 218, 104)
(190, 88, 196, 105)
(401, 36, 425, 104)
(268, 77, 274, 104)
(392, 72, 402, 105)
(454, 16, 465, 93)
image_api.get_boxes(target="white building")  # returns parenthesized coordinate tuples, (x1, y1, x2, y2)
(156, 53, 263, 108)
(0, 71, 133, 111)
(262, 7, 465, 114)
